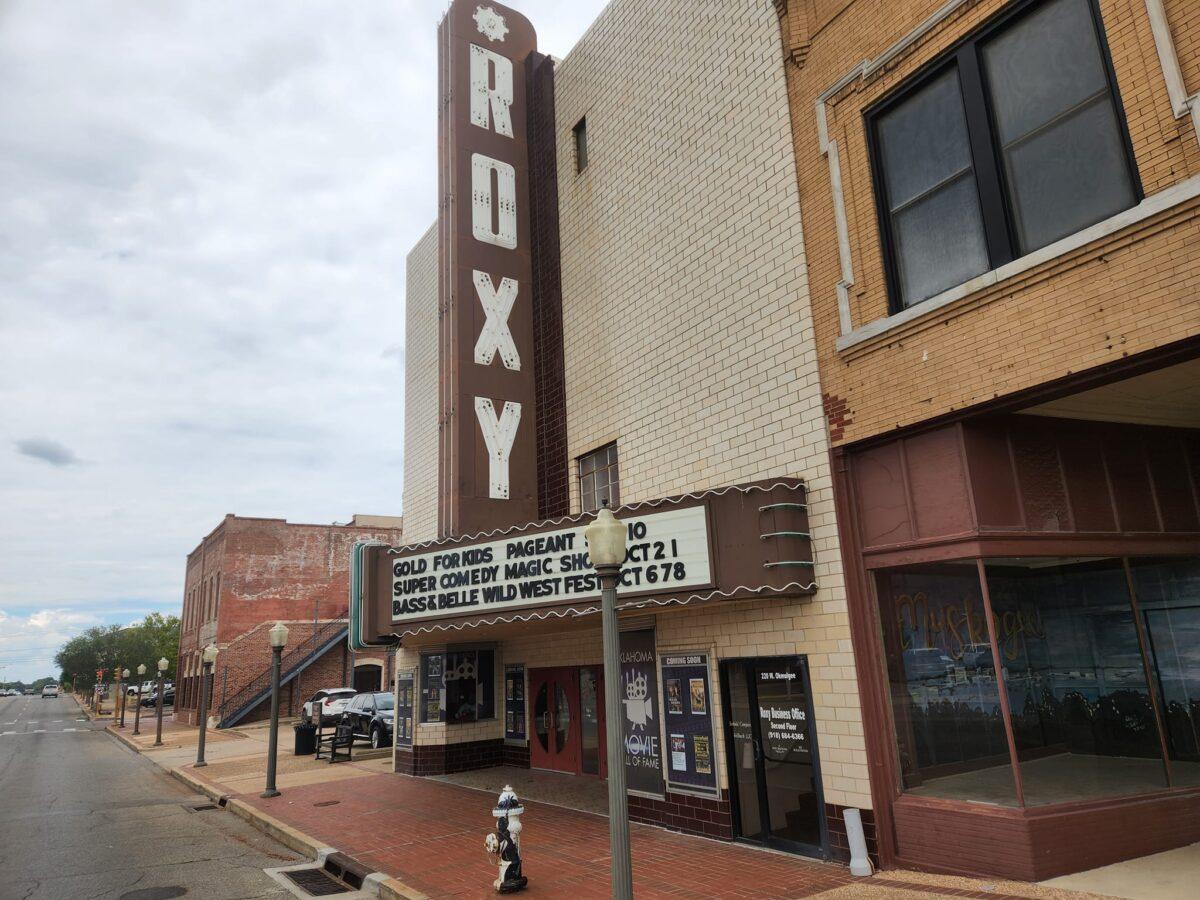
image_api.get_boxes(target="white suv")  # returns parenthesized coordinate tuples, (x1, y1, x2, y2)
(302, 688, 356, 724)
(41, 685, 59, 698)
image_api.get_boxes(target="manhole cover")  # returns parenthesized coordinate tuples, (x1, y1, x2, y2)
(281, 867, 351, 896)
(119, 888, 187, 900)
(313, 800, 340, 808)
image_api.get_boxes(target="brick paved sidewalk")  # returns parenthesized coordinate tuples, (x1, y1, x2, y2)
(226, 773, 1102, 900)
(116, 710, 1104, 900)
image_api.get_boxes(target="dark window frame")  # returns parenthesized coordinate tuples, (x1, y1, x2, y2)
(578, 441, 620, 512)
(866, 0, 1141, 315)
(573, 116, 588, 173)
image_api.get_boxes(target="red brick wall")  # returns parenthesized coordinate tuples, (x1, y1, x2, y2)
(173, 515, 402, 723)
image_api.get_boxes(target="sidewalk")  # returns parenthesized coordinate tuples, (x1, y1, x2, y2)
(95, 701, 1109, 900)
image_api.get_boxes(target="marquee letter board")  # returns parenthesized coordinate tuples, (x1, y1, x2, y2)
(660, 652, 717, 794)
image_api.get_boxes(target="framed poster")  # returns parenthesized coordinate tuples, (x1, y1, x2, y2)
(504, 664, 526, 741)
(660, 652, 717, 794)
(420, 653, 445, 723)
(395, 670, 415, 747)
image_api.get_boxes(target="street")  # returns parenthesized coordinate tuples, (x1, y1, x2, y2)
(0, 694, 301, 900)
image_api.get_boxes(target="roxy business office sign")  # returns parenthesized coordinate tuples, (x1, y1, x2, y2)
(438, 1, 540, 536)
(391, 505, 712, 625)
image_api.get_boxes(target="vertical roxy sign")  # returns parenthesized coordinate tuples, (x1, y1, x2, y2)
(438, 1, 539, 536)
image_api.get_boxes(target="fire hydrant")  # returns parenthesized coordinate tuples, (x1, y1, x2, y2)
(484, 785, 527, 893)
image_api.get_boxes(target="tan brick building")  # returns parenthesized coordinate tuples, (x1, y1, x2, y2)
(377, 0, 871, 864)
(777, 0, 1200, 880)
(176, 514, 402, 727)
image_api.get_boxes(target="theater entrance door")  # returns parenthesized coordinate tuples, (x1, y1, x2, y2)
(529, 666, 607, 777)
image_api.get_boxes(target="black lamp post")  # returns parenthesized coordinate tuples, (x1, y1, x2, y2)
(262, 622, 289, 798)
(195, 644, 218, 768)
(119, 669, 130, 728)
(133, 664, 147, 736)
(154, 657, 168, 747)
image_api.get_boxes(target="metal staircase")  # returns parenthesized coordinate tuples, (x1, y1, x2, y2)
(215, 619, 349, 728)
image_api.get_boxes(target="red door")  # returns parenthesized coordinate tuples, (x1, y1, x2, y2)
(529, 667, 581, 774)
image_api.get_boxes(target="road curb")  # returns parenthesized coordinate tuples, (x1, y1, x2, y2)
(169, 765, 227, 805)
(105, 725, 142, 754)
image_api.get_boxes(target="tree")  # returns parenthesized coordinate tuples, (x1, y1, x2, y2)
(54, 614, 179, 690)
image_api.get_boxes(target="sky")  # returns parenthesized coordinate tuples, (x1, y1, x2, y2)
(0, 0, 609, 683)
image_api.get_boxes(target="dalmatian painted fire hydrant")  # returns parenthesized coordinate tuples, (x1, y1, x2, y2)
(484, 785, 527, 893)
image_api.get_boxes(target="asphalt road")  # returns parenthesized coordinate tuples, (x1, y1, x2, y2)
(0, 693, 301, 900)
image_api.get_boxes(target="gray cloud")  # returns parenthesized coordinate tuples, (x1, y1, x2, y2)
(15, 438, 80, 467)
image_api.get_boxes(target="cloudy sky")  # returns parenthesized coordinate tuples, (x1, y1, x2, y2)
(0, 0, 608, 682)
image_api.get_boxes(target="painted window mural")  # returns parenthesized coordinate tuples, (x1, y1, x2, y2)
(877, 563, 1017, 804)
(877, 556, 1200, 808)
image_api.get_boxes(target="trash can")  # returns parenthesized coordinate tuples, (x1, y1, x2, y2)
(294, 722, 317, 755)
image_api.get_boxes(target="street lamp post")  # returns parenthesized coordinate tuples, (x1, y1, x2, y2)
(154, 657, 168, 747)
(113, 667, 123, 722)
(119, 669, 131, 728)
(195, 644, 218, 768)
(585, 506, 632, 900)
(133, 664, 147, 736)
(262, 622, 289, 799)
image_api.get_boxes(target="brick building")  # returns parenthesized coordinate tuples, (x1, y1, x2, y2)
(776, 0, 1200, 881)
(176, 514, 403, 727)
(359, 0, 870, 866)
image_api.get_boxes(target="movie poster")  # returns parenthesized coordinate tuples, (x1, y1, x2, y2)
(670, 734, 687, 772)
(689, 677, 706, 715)
(693, 735, 712, 775)
(666, 678, 683, 714)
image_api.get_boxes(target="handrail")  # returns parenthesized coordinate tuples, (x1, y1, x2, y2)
(215, 618, 348, 724)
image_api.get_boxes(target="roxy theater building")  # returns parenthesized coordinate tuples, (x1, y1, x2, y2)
(777, 0, 1200, 882)
(353, 0, 873, 864)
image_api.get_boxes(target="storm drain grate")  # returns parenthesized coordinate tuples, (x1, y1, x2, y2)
(281, 867, 352, 896)
(186, 803, 218, 812)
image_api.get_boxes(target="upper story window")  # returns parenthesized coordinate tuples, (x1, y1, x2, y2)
(573, 116, 588, 172)
(579, 442, 619, 512)
(869, 0, 1139, 312)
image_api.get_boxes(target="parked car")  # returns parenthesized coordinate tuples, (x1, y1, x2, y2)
(140, 684, 175, 708)
(127, 680, 156, 698)
(340, 691, 394, 749)
(302, 688, 357, 725)
(41, 685, 59, 698)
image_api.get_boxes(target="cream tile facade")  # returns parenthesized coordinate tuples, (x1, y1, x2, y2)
(398, 0, 870, 813)
(401, 224, 439, 545)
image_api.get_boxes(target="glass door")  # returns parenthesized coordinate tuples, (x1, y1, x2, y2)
(721, 656, 826, 857)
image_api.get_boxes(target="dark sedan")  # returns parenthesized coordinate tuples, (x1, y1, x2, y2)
(340, 691, 393, 749)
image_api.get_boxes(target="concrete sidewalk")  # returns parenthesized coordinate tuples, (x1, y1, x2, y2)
(95, 705, 1114, 900)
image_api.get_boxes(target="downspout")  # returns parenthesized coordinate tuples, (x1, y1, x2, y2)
(1145, 0, 1200, 147)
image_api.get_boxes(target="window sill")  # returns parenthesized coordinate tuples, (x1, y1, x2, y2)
(836, 175, 1200, 353)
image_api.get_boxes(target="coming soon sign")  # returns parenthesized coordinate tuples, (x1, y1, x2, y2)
(438, 1, 539, 536)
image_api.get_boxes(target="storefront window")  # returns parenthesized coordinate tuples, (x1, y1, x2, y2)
(876, 564, 1018, 805)
(985, 558, 1166, 805)
(421, 649, 495, 724)
(1131, 558, 1200, 787)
